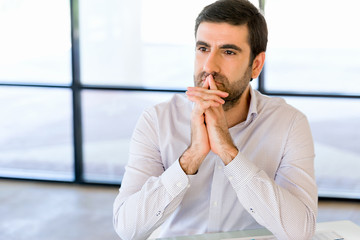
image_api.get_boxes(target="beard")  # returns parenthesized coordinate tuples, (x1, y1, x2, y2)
(194, 67, 252, 111)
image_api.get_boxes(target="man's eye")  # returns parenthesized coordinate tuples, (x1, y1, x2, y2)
(198, 47, 208, 52)
(225, 50, 235, 55)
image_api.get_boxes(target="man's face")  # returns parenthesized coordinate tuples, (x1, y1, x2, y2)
(194, 22, 253, 110)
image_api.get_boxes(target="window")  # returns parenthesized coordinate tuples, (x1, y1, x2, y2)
(0, 0, 71, 84)
(79, 0, 259, 89)
(79, 0, 205, 88)
(284, 97, 360, 199)
(2, 0, 359, 200)
(0, 0, 72, 180)
(264, 0, 360, 198)
(81, 90, 172, 183)
(0, 87, 73, 180)
(264, 0, 360, 94)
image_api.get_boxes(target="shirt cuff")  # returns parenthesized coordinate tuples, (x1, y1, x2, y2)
(223, 152, 259, 190)
(160, 159, 190, 198)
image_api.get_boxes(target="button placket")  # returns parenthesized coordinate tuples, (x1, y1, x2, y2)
(208, 158, 224, 232)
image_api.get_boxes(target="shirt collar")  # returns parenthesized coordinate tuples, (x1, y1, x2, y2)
(244, 84, 259, 125)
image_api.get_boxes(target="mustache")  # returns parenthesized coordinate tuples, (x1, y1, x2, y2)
(196, 72, 229, 86)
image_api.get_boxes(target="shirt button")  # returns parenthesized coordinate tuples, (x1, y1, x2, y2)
(156, 211, 162, 216)
(218, 166, 223, 170)
(213, 201, 218, 207)
(228, 176, 234, 181)
(176, 182, 183, 187)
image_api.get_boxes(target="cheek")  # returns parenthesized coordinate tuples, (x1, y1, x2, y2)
(232, 63, 250, 78)
(194, 55, 203, 71)
(222, 66, 239, 82)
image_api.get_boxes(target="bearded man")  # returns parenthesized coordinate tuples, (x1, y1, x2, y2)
(113, 0, 318, 239)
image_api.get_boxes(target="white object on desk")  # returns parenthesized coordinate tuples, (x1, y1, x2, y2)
(316, 220, 360, 240)
(224, 221, 358, 240)
(225, 231, 343, 240)
(225, 235, 276, 240)
(312, 231, 343, 240)
(151, 220, 360, 240)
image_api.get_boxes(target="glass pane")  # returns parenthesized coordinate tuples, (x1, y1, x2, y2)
(265, 0, 360, 94)
(82, 90, 173, 183)
(0, 87, 73, 180)
(0, 0, 71, 84)
(284, 97, 360, 198)
(79, 0, 259, 89)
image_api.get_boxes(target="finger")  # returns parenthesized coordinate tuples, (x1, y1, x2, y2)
(186, 90, 225, 104)
(207, 75, 218, 90)
(187, 95, 221, 107)
(187, 87, 229, 98)
(187, 95, 221, 108)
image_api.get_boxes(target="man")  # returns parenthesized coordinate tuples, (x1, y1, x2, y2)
(113, 0, 317, 239)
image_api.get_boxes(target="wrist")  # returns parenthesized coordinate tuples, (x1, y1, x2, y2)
(179, 146, 207, 175)
(220, 145, 238, 165)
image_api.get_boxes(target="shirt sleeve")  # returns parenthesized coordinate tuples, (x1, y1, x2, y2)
(113, 108, 189, 240)
(224, 113, 318, 240)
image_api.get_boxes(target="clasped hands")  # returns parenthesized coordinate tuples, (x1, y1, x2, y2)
(179, 74, 239, 175)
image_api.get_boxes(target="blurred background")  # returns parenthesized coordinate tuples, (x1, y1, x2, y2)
(0, 0, 360, 239)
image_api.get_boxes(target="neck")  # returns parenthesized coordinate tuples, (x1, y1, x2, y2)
(224, 84, 251, 128)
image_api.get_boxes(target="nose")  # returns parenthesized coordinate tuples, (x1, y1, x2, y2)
(203, 51, 220, 74)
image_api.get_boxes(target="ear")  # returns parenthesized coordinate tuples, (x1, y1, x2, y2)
(251, 52, 266, 79)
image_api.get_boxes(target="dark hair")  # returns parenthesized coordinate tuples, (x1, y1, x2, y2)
(195, 0, 268, 62)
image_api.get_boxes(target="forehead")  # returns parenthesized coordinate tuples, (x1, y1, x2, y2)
(196, 22, 250, 48)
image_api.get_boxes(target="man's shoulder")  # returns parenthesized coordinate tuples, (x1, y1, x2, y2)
(254, 90, 306, 118)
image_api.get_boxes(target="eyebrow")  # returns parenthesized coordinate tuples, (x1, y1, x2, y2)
(220, 44, 242, 52)
(196, 41, 210, 48)
(196, 41, 242, 52)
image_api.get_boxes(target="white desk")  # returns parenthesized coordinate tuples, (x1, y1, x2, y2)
(154, 220, 360, 240)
